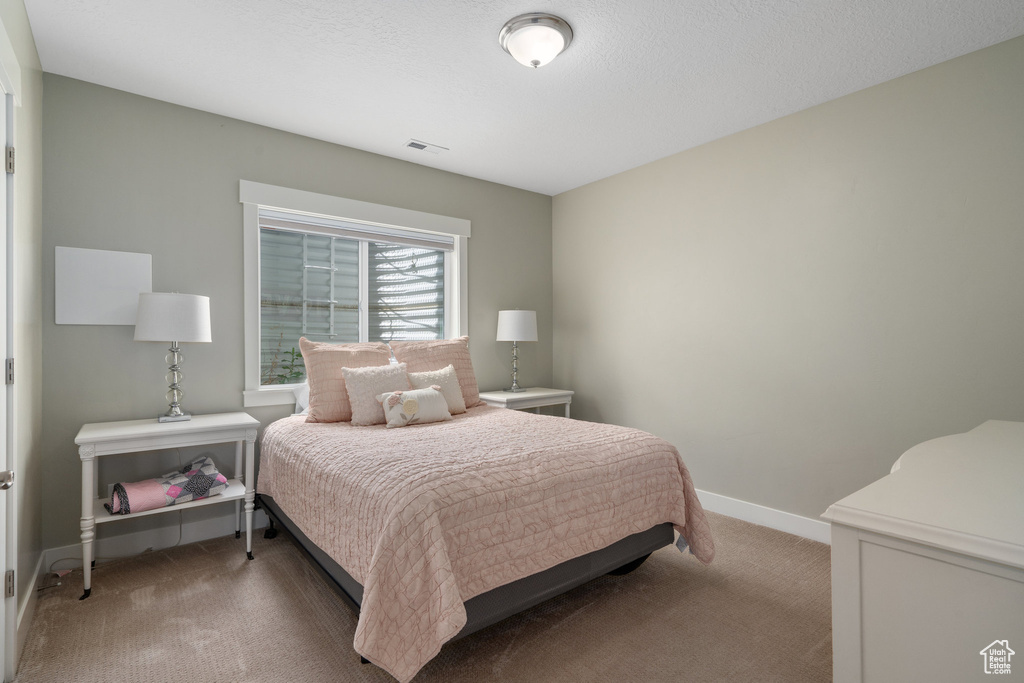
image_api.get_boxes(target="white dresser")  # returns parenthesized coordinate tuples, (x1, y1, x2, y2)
(822, 420, 1024, 682)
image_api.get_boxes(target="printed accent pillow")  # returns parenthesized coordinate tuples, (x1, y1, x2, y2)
(299, 338, 391, 423)
(377, 387, 452, 429)
(342, 363, 411, 426)
(389, 336, 482, 408)
(408, 364, 467, 415)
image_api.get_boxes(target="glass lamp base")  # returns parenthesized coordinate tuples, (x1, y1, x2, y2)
(158, 344, 192, 422)
(158, 411, 192, 423)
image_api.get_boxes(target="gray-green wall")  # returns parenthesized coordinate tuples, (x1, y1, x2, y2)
(41, 75, 553, 550)
(552, 36, 1024, 521)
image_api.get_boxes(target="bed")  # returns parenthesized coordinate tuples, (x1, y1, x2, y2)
(257, 404, 715, 682)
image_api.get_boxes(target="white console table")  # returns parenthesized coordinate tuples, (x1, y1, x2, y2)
(75, 412, 260, 599)
(822, 420, 1024, 682)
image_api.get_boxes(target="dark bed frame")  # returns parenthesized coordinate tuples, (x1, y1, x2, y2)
(258, 494, 673, 648)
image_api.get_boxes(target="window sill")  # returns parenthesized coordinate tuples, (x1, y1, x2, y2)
(243, 386, 297, 408)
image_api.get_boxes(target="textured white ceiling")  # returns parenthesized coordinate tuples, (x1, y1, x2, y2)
(24, 1, 1024, 195)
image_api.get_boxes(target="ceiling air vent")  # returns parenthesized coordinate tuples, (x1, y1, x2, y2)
(404, 139, 449, 155)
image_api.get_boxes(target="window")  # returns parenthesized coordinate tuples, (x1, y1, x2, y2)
(259, 212, 449, 384)
(241, 181, 470, 407)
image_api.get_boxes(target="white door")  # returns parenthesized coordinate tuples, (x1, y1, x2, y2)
(0, 21, 17, 681)
(0, 88, 9, 682)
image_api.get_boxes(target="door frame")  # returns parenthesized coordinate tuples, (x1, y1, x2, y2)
(0, 18, 21, 682)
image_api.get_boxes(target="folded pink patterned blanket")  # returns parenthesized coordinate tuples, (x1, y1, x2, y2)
(259, 406, 715, 683)
(105, 456, 229, 515)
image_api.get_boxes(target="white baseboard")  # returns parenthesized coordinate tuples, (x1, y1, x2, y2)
(43, 508, 269, 573)
(696, 489, 831, 545)
(16, 551, 44, 666)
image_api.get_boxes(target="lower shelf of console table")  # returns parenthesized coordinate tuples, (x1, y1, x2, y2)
(89, 479, 247, 522)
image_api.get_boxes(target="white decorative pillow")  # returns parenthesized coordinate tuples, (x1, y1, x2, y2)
(342, 363, 410, 426)
(293, 381, 310, 415)
(408, 364, 467, 415)
(377, 387, 452, 429)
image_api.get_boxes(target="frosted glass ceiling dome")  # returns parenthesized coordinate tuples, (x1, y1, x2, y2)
(499, 13, 574, 69)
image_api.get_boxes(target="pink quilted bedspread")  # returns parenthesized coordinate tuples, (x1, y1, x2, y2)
(259, 406, 714, 682)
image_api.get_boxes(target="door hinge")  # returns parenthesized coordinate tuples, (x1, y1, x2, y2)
(4, 147, 12, 174)
(4, 570, 12, 598)
(4, 358, 11, 385)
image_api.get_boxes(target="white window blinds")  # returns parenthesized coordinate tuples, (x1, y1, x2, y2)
(368, 241, 445, 342)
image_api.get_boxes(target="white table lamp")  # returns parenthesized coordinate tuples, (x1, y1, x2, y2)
(496, 310, 537, 393)
(134, 292, 212, 422)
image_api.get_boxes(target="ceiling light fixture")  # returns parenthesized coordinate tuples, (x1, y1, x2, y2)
(499, 13, 573, 69)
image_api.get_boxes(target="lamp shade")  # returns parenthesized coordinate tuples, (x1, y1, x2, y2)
(496, 310, 538, 342)
(134, 293, 212, 343)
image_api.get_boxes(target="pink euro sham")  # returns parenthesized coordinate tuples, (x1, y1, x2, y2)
(389, 336, 482, 408)
(298, 338, 391, 423)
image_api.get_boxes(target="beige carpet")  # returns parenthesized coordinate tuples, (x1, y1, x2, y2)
(17, 512, 831, 682)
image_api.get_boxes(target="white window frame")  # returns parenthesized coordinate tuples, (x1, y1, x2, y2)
(240, 180, 470, 407)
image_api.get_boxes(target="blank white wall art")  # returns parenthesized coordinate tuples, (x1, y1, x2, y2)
(55, 246, 152, 325)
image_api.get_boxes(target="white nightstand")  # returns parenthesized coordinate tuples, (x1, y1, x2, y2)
(478, 387, 574, 418)
(75, 412, 260, 599)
